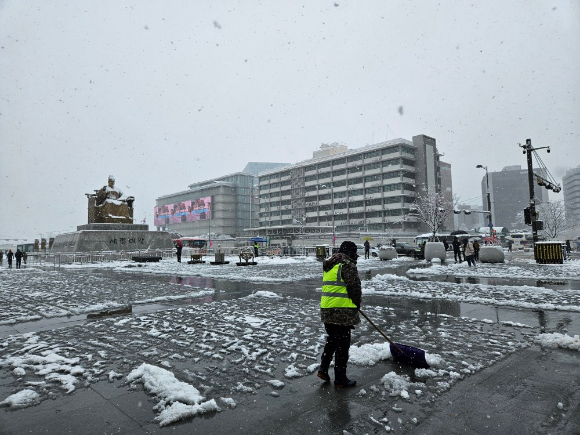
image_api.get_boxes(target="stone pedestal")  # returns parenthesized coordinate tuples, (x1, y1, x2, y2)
(51, 224, 173, 253)
(424, 242, 446, 262)
(479, 246, 505, 263)
(378, 247, 398, 260)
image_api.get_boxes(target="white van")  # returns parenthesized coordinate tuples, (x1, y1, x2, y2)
(507, 233, 532, 250)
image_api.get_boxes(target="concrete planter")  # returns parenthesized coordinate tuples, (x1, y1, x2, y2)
(424, 242, 446, 262)
(479, 246, 505, 263)
(378, 247, 397, 261)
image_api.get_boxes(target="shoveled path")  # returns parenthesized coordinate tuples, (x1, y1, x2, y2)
(1, 345, 578, 435)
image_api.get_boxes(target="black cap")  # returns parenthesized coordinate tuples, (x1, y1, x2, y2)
(339, 241, 358, 259)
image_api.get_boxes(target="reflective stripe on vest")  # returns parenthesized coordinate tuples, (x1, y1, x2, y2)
(321, 263, 357, 309)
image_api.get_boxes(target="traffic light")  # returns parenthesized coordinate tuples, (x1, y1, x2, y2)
(533, 220, 544, 231)
(524, 207, 531, 225)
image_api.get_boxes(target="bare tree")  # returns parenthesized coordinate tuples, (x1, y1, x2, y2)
(413, 189, 456, 241)
(537, 200, 572, 239)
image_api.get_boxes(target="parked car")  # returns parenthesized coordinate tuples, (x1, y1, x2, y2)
(394, 242, 417, 257)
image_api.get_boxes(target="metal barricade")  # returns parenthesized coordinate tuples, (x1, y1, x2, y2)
(535, 241, 565, 264)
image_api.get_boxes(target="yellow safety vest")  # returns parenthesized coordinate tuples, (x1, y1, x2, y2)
(321, 263, 357, 309)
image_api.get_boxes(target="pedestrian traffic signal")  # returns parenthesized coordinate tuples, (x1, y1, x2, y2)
(524, 207, 531, 225)
(533, 220, 544, 231)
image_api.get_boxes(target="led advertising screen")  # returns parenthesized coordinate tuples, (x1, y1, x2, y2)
(154, 196, 211, 226)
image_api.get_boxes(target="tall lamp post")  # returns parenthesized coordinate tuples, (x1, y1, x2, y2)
(476, 165, 493, 242)
(320, 184, 336, 248)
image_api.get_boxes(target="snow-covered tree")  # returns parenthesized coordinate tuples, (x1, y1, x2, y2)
(413, 188, 456, 241)
(537, 200, 572, 240)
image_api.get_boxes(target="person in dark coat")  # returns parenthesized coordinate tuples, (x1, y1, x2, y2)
(473, 240, 480, 262)
(175, 239, 183, 263)
(363, 240, 370, 259)
(452, 237, 462, 263)
(15, 249, 23, 269)
(7, 249, 14, 268)
(317, 241, 362, 388)
(0, 250, 3, 264)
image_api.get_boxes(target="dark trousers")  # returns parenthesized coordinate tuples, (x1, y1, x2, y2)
(16, 259, 21, 269)
(466, 255, 476, 267)
(7, 259, 12, 268)
(365, 249, 369, 259)
(176, 249, 182, 263)
(320, 324, 352, 373)
(454, 249, 462, 262)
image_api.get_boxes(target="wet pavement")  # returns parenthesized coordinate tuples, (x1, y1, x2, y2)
(1, 256, 579, 434)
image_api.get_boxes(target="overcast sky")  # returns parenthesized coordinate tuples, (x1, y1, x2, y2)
(1, 0, 578, 241)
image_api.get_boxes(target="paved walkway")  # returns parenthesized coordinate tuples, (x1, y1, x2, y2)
(1, 345, 579, 434)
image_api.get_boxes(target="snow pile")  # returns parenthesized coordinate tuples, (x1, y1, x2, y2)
(380, 372, 421, 399)
(349, 342, 392, 366)
(125, 363, 219, 426)
(534, 333, 580, 351)
(1, 347, 86, 395)
(0, 389, 40, 408)
(248, 291, 281, 299)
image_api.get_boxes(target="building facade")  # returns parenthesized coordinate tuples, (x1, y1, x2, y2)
(482, 165, 549, 228)
(562, 166, 580, 226)
(154, 173, 255, 238)
(257, 136, 451, 233)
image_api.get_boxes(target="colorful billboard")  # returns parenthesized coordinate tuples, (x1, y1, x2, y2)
(154, 196, 211, 226)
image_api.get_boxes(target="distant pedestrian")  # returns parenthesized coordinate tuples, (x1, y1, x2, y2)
(15, 249, 23, 269)
(254, 242, 259, 257)
(507, 240, 513, 252)
(23, 252, 27, 265)
(175, 239, 183, 263)
(464, 241, 476, 267)
(473, 240, 480, 262)
(452, 237, 462, 263)
(7, 249, 14, 268)
(0, 250, 3, 264)
(363, 240, 370, 259)
(565, 240, 571, 254)
(443, 241, 449, 251)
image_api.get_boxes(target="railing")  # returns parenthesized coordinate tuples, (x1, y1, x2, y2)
(25, 250, 175, 267)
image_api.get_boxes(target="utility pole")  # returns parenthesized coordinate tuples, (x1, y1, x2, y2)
(476, 165, 493, 242)
(519, 138, 556, 260)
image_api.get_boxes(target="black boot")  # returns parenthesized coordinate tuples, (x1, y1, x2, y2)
(334, 369, 356, 388)
(317, 358, 331, 382)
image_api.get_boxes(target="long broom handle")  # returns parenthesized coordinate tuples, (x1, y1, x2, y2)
(359, 310, 404, 355)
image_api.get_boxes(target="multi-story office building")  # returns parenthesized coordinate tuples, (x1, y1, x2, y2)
(481, 165, 549, 228)
(155, 162, 290, 238)
(563, 165, 580, 225)
(257, 136, 451, 233)
(154, 172, 255, 237)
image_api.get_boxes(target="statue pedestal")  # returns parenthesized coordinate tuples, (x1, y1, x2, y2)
(51, 224, 173, 253)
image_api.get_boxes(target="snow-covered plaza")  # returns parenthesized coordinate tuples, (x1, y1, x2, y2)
(1, 254, 579, 434)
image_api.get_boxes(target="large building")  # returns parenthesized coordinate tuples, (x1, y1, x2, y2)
(155, 162, 290, 238)
(257, 135, 452, 234)
(562, 165, 580, 226)
(481, 165, 549, 228)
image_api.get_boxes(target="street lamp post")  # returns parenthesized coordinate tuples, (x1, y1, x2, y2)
(320, 184, 335, 248)
(476, 165, 493, 242)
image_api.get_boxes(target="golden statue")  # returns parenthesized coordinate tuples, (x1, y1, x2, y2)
(86, 176, 135, 224)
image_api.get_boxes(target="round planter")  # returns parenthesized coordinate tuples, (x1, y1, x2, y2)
(378, 247, 397, 261)
(479, 246, 505, 263)
(424, 242, 446, 262)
